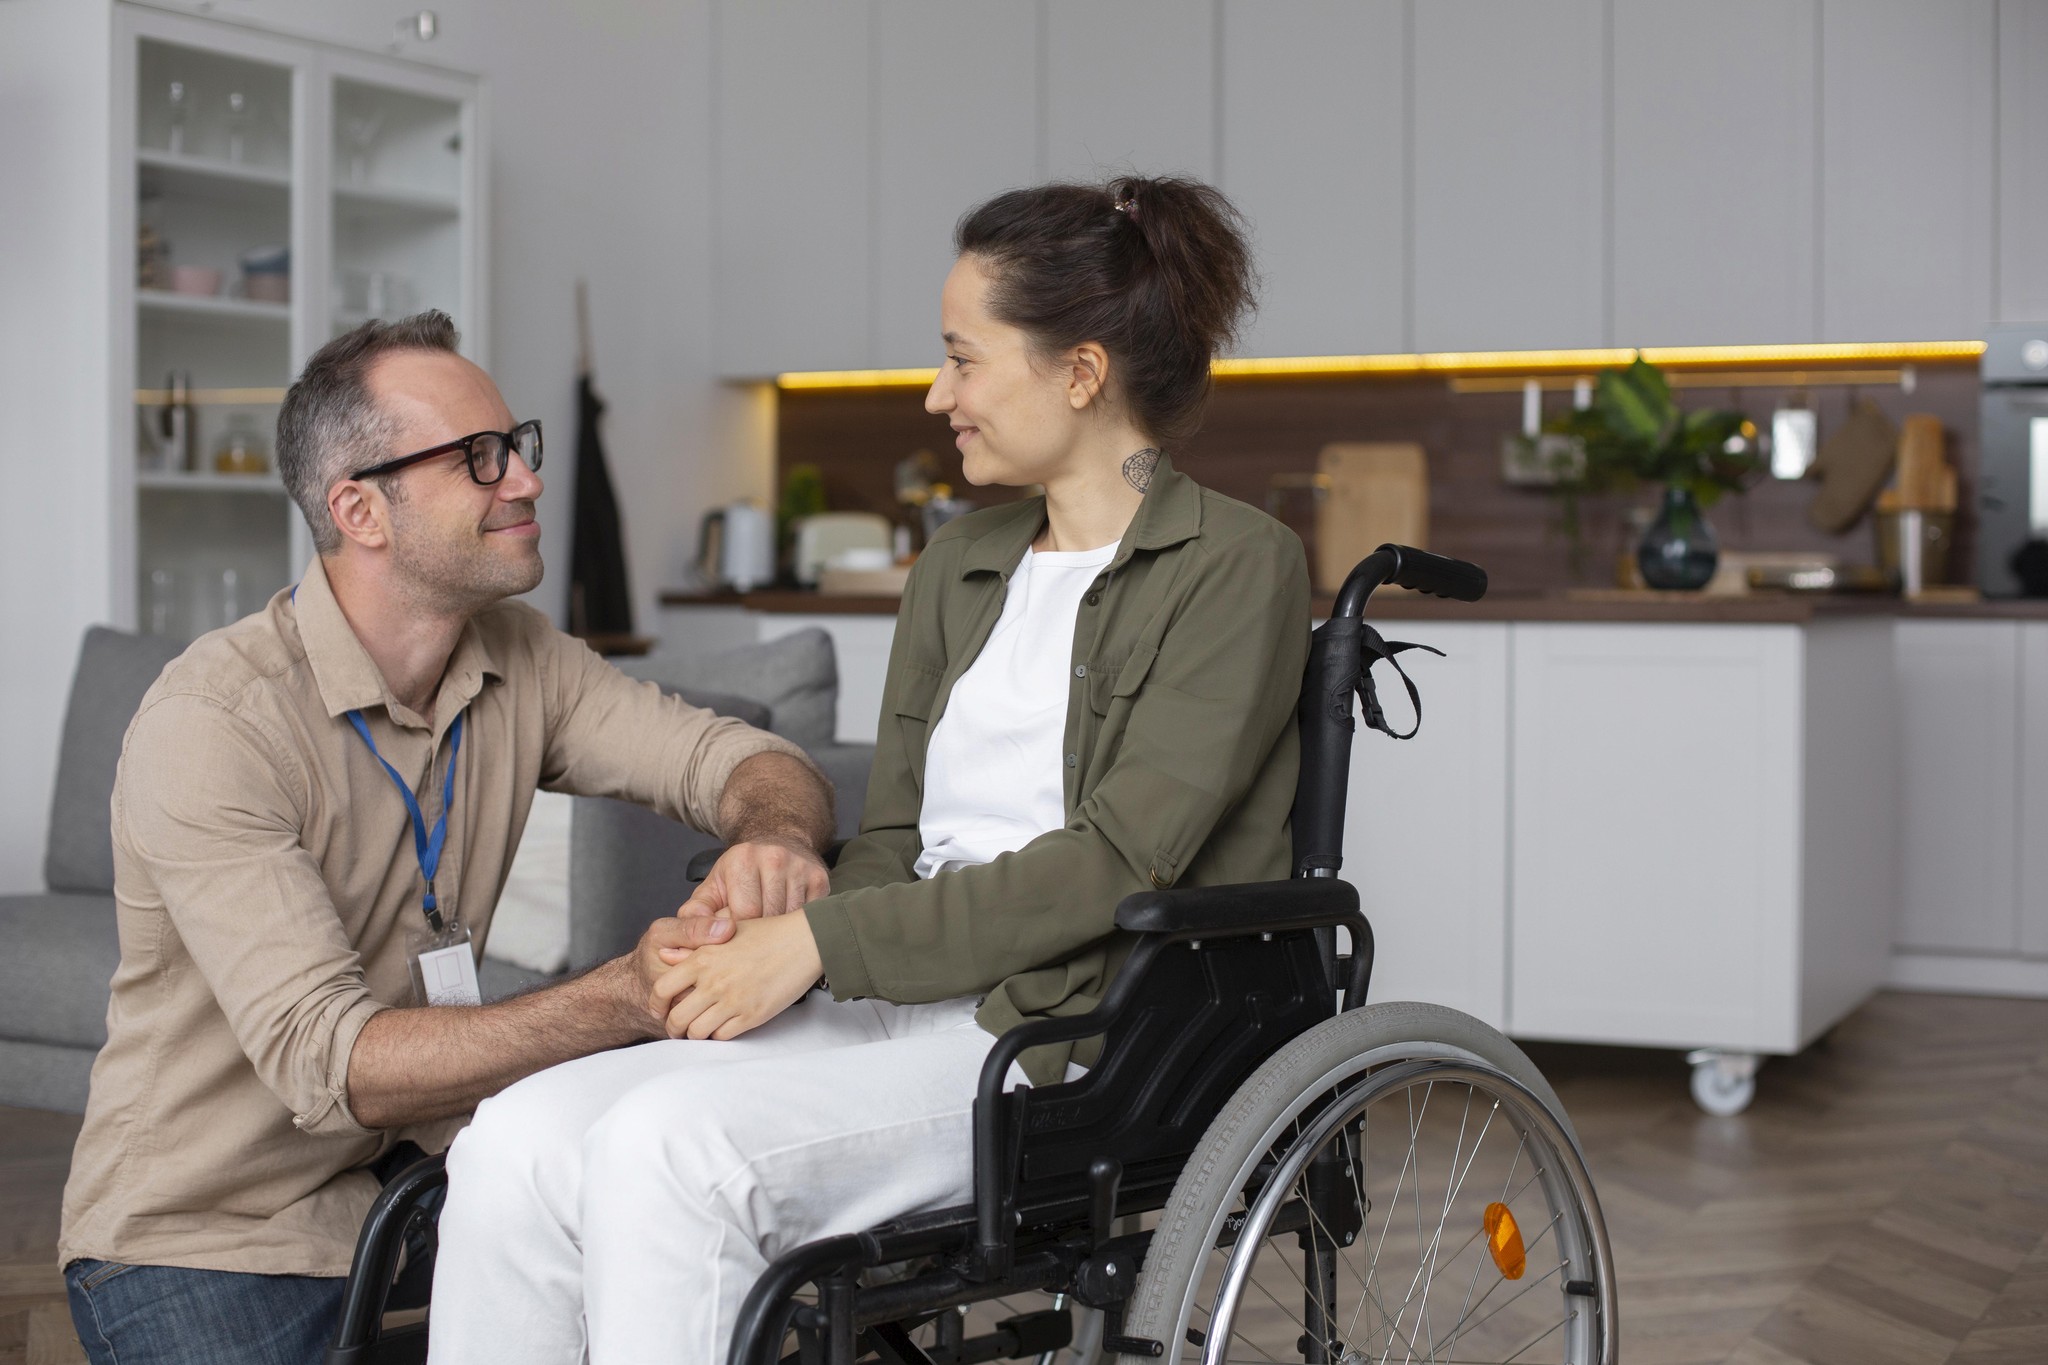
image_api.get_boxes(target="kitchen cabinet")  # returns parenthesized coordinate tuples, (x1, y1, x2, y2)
(111, 4, 483, 642)
(1820, 1, 1996, 341)
(1508, 622, 1895, 1076)
(712, 1, 871, 376)
(1893, 621, 2020, 953)
(1042, 0, 1216, 184)
(2022, 624, 2048, 957)
(1409, 0, 1607, 352)
(870, 2, 1040, 369)
(1219, 0, 1406, 358)
(1610, 0, 1817, 346)
(1338, 623, 1509, 1031)
(1998, 0, 2048, 325)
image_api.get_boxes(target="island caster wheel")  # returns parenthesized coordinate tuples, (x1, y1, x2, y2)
(1686, 1049, 1759, 1116)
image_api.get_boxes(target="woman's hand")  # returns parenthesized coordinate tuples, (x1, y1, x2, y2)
(650, 912, 824, 1041)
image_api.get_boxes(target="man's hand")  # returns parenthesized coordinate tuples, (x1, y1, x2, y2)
(630, 913, 741, 1015)
(650, 912, 824, 1041)
(657, 839, 830, 964)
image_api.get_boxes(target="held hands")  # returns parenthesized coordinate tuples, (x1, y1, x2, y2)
(650, 912, 824, 1041)
(675, 839, 831, 929)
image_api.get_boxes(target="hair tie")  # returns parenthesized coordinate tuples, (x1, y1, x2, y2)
(1113, 197, 1137, 218)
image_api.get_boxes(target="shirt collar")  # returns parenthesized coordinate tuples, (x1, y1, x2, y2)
(292, 556, 504, 727)
(957, 453, 1203, 579)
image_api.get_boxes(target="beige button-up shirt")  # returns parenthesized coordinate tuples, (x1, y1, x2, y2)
(60, 557, 803, 1275)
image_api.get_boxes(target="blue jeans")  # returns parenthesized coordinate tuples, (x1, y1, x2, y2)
(65, 1258, 344, 1365)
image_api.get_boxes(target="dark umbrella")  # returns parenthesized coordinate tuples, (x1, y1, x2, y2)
(568, 284, 634, 638)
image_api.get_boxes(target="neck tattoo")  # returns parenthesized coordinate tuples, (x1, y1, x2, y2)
(1122, 447, 1161, 493)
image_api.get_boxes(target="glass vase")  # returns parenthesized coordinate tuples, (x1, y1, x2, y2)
(1636, 485, 1719, 591)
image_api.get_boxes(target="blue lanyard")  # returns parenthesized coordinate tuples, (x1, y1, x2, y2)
(347, 710, 465, 932)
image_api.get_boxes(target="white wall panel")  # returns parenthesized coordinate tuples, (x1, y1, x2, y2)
(1612, 0, 1817, 346)
(871, 1, 1041, 369)
(1043, 0, 1216, 182)
(714, 1, 871, 375)
(1821, 1, 1996, 340)
(1998, 0, 2048, 324)
(1411, 0, 1607, 352)
(1220, 0, 1406, 357)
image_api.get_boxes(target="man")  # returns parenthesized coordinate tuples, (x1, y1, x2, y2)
(59, 312, 833, 1365)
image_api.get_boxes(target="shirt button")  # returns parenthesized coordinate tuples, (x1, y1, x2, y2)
(1086, 593, 1101, 606)
(1065, 753, 1077, 767)
(1074, 665, 1087, 678)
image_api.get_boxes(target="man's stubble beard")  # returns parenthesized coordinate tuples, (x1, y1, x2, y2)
(386, 496, 545, 618)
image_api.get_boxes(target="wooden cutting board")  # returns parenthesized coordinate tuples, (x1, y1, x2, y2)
(1314, 443, 1429, 592)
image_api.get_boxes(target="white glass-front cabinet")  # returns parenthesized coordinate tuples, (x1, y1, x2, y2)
(112, 5, 483, 642)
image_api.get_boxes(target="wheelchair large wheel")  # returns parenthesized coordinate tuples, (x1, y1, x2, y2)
(1122, 1001, 1616, 1365)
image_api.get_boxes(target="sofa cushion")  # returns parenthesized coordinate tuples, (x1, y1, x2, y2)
(619, 628, 837, 748)
(0, 892, 122, 1049)
(47, 627, 185, 894)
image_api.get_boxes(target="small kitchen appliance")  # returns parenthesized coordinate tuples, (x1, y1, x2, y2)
(1978, 324, 2048, 595)
(697, 500, 775, 591)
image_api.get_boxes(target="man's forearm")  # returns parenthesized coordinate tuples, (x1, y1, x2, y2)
(719, 750, 834, 852)
(345, 956, 653, 1129)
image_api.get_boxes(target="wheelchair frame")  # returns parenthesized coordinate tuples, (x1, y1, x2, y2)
(326, 544, 1612, 1365)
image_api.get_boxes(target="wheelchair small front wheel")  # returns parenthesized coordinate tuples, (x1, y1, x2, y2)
(1122, 1001, 1617, 1365)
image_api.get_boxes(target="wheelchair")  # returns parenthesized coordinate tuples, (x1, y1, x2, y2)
(327, 544, 1618, 1365)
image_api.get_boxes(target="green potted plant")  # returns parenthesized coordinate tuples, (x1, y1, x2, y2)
(1544, 356, 1761, 589)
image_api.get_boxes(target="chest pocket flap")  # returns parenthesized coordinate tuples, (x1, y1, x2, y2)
(894, 664, 944, 721)
(1088, 640, 1158, 714)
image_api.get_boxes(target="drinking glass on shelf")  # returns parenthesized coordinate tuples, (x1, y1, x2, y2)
(147, 569, 178, 637)
(339, 109, 384, 183)
(165, 80, 189, 156)
(226, 91, 249, 163)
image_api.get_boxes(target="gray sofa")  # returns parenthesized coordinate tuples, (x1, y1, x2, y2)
(0, 626, 873, 1113)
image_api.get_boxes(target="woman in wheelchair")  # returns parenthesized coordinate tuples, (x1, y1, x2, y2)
(424, 175, 1314, 1364)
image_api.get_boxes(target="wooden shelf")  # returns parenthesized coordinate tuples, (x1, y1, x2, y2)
(333, 182, 460, 219)
(137, 470, 286, 494)
(137, 290, 290, 322)
(137, 149, 291, 207)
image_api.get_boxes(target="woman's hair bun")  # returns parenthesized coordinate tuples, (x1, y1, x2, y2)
(955, 174, 1258, 448)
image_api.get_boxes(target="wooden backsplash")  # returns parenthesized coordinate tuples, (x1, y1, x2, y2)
(778, 367, 1983, 594)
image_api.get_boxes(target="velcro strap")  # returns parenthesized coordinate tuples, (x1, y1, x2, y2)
(1356, 624, 1443, 741)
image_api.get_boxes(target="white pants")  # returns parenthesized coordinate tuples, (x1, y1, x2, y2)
(427, 994, 1005, 1365)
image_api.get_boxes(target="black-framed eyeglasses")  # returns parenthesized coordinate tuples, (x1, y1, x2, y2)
(347, 419, 543, 486)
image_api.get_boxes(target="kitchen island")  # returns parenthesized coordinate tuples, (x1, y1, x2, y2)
(658, 588, 2048, 1112)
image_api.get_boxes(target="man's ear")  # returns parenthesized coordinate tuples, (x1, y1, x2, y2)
(328, 480, 391, 551)
(1066, 342, 1110, 411)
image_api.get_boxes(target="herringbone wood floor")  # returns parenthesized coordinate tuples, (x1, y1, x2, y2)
(4, 990, 2044, 1365)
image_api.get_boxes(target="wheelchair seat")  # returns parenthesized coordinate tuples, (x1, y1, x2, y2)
(327, 545, 1617, 1365)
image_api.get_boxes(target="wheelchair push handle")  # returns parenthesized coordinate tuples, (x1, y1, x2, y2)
(1332, 544, 1488, 617)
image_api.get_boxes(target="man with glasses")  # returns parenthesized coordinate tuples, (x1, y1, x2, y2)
(60, 312, 834, 1365)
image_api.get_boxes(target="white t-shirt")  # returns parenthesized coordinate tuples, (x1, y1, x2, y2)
(915, 539, 1121, 879)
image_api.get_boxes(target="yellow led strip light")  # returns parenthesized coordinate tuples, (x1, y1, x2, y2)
(775, 340, 1985, 391)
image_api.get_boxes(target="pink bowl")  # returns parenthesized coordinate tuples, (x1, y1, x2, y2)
(169, 265, 223, 296)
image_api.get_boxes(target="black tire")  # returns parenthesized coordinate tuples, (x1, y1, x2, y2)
(1121, 1001, 1616, 1365)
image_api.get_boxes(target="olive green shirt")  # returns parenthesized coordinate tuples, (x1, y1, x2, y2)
(804, 459, 1312, 1084)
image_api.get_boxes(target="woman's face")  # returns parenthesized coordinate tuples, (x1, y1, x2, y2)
(925, 254, 1089, 489)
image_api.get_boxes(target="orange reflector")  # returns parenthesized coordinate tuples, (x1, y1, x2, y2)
(1484, 1202, 1527, 1280)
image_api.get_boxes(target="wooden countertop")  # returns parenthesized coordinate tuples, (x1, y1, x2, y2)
(660, 587, 2048, 623)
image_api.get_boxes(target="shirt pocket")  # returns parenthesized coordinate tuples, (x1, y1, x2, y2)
(893, 665, 945, 767)
(1087, 641, 1159, 716)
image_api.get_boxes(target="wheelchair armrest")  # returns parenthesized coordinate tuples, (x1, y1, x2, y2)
(1113, 877, 1361, 938)
(686, 840, 848, 882)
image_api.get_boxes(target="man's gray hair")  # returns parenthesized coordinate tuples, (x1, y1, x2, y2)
(276, 311, 461, 553)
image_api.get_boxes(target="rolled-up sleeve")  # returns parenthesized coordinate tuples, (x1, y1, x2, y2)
(533, 629, 814, 835)
(116, 693, 387, 1138)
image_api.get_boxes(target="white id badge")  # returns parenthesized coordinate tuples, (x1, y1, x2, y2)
(407, 921, 482, 1007)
